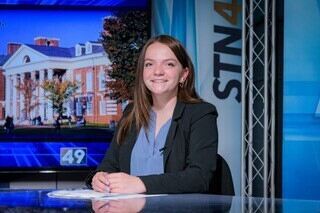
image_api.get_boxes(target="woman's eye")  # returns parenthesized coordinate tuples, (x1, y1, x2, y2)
(144, 63, 152, 67)
(167, 63, 175, 67)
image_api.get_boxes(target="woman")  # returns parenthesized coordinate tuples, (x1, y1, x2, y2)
(87, 35, 218, 194)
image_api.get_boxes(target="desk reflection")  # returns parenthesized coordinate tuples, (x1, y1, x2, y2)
(92, 198, 146, 213)
(91, 194, 232, 213)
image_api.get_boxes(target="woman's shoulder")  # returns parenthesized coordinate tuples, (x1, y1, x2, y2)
(177, 101, 218, 123)
(184, 101, 217, 115)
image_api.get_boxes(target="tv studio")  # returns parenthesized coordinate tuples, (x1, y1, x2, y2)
(0, 0, 319, 212)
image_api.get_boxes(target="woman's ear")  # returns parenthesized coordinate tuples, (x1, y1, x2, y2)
(180, 68, 190, 83)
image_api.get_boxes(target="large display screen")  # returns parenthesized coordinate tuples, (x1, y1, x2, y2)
(0, 1, 148, 171)
(0, 0, 147, 8)
(283, 0, 320, 200)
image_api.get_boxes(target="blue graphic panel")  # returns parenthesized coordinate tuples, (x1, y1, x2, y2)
(0, 190, 89, 208)
(0, 0, 147, 8)
(283, 0, 320, 200)
(0, 142, 109, 169)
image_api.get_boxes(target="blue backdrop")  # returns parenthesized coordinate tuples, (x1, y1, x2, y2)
(283, 0, 320, 200)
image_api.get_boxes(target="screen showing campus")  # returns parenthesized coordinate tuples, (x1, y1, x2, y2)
(0, 1, 149, 170)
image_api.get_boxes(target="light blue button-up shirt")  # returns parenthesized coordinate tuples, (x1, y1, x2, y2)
(130, 110, 172, 176)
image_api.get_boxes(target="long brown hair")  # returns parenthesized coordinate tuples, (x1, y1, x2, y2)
(116, 35, 201, 144)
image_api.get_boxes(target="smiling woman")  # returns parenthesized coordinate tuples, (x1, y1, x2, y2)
(143, 42, 189, 102)
(87, 35, 219, 194)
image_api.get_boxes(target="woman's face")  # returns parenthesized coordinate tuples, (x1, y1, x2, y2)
(143, 42, 189, 100)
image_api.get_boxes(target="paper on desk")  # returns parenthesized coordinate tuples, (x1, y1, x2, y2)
(96, 193, 166, 200)
(47, 189, 117, 199)
(47, 189, 166, 200)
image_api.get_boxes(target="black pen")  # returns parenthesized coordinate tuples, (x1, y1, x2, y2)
(159, 146, 166, 152)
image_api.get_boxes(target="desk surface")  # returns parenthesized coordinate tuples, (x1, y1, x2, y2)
(0, 189, 320, 212)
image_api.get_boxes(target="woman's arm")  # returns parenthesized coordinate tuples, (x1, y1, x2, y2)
(85, 104, 134, 188)
(85, 133, 121, 188)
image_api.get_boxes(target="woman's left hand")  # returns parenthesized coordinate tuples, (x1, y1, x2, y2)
(106, 172, 146, 194)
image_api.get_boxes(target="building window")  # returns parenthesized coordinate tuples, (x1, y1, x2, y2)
(75, 98, 82, 116)
(75, 44, 85, 56)
(100, 99, 117, 116)
(23, 55, 30, 63)
(75, 74, 81, 93)
(76, 102, 82, 116)
(99, 100, 106, 115)
(99, 71, 106, 91)
(85, 42, 92, 54)
(86, 96, 93, 115)
(75, 97, 89, 116)
(86, 71, 93, 92)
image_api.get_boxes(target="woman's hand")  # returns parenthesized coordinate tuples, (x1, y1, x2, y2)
(92, 200, 109, 213)
(107, 172, 146, 194)
(92, 171, 110, 192)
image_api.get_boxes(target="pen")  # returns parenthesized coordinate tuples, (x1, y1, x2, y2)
(159, 146, 166, 152)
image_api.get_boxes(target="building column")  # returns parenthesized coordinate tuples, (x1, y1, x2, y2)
(65, 68, 73, 81)
(30, 71, 36, 119)
(20, 73, 25, 121)
(65, 69, 74, 117)
(12, 75, 18, 121)
(5, 75, 12, 117)
(39, 69, 45, 121)
(46, 69, 54, 122)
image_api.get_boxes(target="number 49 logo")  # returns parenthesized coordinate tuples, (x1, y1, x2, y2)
(60, 147, 87, 166)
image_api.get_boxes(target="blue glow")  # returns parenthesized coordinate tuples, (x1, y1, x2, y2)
(0, 142, 109, 169)
(283, 0, 320, 200)
(0, 191, 38, 206)
(0, 190, 89, 208)
(0, 0, 147, 8)
(0, 9, 114, 54)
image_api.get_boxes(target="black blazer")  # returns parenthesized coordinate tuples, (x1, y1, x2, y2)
(86, 101, 218, 194)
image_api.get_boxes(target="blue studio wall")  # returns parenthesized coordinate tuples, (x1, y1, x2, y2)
(283, 0, 320, 200)
(151, 0, 198, 87)
(151, 0, 242, 196)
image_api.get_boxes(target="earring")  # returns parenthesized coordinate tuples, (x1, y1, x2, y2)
(179, 81, 184, 88)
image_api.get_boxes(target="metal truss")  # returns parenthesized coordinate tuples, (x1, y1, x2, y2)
(241, 0, 276, 211)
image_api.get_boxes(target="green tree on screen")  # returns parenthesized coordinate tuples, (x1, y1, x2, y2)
(16, 77, 39, 120)
(42, 79, 78, 117)
(101, 10, 149, 102)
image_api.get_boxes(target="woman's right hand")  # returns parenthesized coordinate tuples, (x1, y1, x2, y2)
(92, 171, 110, 192)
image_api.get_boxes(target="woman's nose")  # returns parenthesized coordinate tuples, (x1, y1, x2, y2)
(153, 65, 164, 75)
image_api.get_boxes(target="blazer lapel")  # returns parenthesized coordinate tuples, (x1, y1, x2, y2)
(121, 125, 138, 174)
(163, 101, 186, 165)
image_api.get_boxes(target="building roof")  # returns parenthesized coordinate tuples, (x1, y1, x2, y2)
(25, 42, 105, 58)
(89, 41, 102, 44)
(0, 55, 11, 66)
(26, 44, 75, 58)
(92, 45, 104, 53)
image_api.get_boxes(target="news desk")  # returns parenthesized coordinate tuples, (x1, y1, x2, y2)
(0, 189, 320, 212)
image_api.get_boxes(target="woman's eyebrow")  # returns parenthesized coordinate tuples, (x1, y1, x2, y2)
(144, 58, 177, 62)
